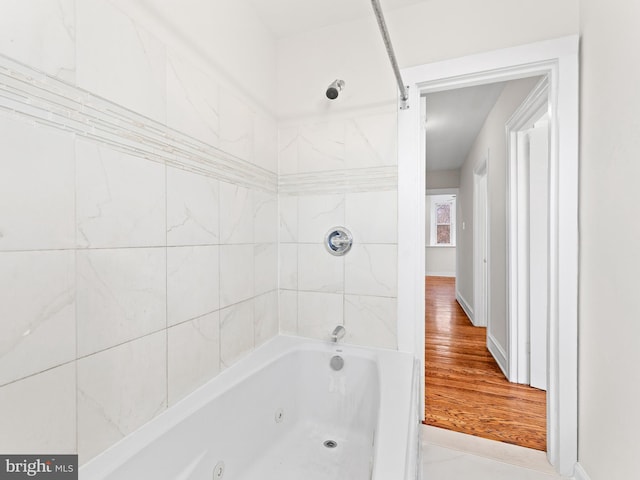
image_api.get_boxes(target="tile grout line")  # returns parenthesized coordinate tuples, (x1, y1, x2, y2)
(294, 137, 299, 336)
(73, 128, 79, 457)
(342, 193, 347, 333)
(217, 179, 222, 373)
(165, 162, 169, 409)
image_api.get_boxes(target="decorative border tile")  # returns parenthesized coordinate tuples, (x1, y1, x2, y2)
(279, 166, 397, 195)
(0, 54, 276, 192)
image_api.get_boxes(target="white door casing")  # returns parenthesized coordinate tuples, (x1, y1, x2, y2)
(396, 36, 579, 476)
(473, 159, 488, 328)
(528, 120, 550, 391)
(507, 78, 550, 389)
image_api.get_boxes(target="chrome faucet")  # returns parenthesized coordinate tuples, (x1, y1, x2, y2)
(331, 325, 346, 343)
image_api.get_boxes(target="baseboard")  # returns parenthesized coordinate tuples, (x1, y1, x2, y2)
(455, 290, 474, 323)
(574, 463, 592, 480)
(426, 271, 456, 277)
(487, 333, 509, 378)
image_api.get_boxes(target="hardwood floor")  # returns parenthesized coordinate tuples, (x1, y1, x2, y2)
(424, 276, 547, 451)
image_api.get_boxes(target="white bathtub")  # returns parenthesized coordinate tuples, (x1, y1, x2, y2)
(80, 335, 421, 480)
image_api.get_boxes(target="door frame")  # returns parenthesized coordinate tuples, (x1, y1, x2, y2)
(396, 36, 579, 476)
(472, 157, 489, 328)
(506, 78, 550, 385)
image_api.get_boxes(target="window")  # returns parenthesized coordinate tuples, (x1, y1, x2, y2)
(429, 195, 456, 246)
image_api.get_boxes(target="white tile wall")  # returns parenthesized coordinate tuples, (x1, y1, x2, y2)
(278, 195, 298, 242)
(76, 140, 166, 248)
(277, 108, 398, 349)
(345, 295, 397, 349)
(297, 120, 346, 173)
(254, 191, 278, 243)
(278, 290, 298, 335)
(345, 243, 398, 298)
(220, 299, 255, 368)
(220, 244, 255, 307)
(297, 243, 344, 293)
(219, 88, 253, 161)
(298, 291, 343, 341)
(279, 244, 298, 290)
(297, 194, 345, 243)
(253, 111, 278, 173)
(220, 182, 254, 244)
(0, 363, 76, 453)
(166, 50, 220, 147)
(0, 116, 75, 251)
(345, 110, 397, 169)
(0, 1, 403, 465)
(254, 243, 278, 295)
(0, 0, 75, 82)
(278, 125, 299, 175)
(254, 291, 278, 346)
(77, 248, 166, 356)
(0, 251, 75, 385)
(166, 166, 220, 246)
(77, 332, 167, 463)
(167, 245, 220, 326)
(0, 0, 280, 466)
(168, 312, 220, 406)
(345, 191, 398, 244)
(76, 0, 167, 123)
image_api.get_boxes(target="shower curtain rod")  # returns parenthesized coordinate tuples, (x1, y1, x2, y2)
(370, 0, 409, 108)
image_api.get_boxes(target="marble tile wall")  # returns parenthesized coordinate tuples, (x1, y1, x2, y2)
(0, 0, 396, 464)
(277, 106, 399, 350)
(0, 0, 278, 464)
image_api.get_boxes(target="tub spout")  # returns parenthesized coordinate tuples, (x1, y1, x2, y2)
(331, 325, 346, 343)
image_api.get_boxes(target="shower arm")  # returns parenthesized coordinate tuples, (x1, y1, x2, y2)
(370, 0, 409, 109)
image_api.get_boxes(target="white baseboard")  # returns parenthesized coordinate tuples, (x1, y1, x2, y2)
(487, 332, 509, 378)
(455, 290, 474, 323)
(426, 271, 456, 277)
(573, 463, 591, 480)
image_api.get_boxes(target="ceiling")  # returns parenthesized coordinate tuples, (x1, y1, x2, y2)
(245, 0, 427, 39)
(424, 82, 506, 172)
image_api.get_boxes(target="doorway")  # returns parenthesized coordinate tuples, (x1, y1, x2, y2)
(422, 77, 548, 451)
(396, 36, 579, 476)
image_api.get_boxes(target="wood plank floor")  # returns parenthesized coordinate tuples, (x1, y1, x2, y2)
(424, 276, 547, 451)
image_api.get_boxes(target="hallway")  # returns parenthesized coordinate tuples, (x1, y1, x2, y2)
(424, 276, 546, 451)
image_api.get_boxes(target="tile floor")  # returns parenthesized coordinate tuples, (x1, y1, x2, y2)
(421, 426, 572, 479)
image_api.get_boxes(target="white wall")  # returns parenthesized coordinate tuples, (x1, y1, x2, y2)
(426, 169, 460, 190)
(578, 1, 640, 478)
(456, 77, 540, 351)
(0, 0, 278, 464)
(425, 246, 456, 277)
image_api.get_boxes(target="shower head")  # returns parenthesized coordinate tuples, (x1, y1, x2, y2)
(326, 79, 345, 100)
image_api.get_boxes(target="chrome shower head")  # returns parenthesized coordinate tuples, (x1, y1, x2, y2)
(326, 79, 345, 100)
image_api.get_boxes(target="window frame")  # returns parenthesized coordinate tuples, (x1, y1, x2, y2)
(428, 194, 456, 247)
